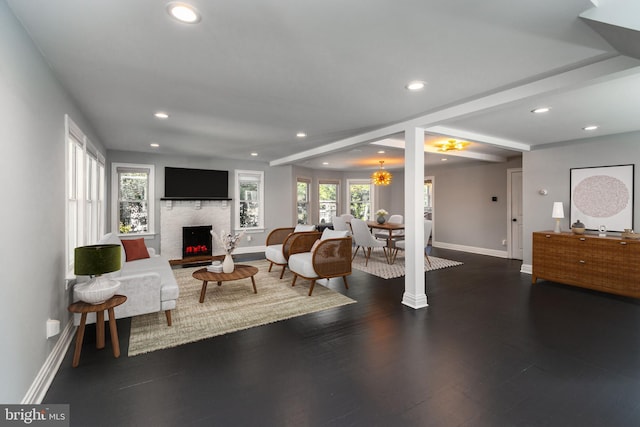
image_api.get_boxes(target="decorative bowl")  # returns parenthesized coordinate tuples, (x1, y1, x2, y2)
(571, 219, 586, 234)
(74, 277, 121, 304)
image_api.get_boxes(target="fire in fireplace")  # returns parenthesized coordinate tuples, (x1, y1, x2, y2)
(182, 225, 213, 259)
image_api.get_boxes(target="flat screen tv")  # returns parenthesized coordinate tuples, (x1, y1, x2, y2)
(164, 167, 229, 199)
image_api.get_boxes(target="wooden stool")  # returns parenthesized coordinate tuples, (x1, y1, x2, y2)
(68, 294, 127, 368)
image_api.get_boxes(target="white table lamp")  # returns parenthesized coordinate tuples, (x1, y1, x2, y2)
(552, 202, 564, 233)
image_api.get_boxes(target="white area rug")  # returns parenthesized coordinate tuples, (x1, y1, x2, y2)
(351, 249, 463, 279)
(128, 259, 355, 356)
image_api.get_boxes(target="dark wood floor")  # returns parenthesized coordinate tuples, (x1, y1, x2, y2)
(45, 249, 640, 427)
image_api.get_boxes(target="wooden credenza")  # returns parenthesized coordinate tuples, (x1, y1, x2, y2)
(532, 231, 640, 298)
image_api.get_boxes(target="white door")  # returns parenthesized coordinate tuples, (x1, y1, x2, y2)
(508, 169, 523, 260)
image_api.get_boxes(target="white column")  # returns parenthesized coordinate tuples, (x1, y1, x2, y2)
(402, 126, 428, 309)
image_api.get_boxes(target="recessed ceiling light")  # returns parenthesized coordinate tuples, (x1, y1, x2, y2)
(377, 150, 385, 154)
(154, 111, 169, 119)
(150, 143, 160, 148)
(583, 125, 599, 131)
(405, 80, 426, 91)
(441, 158, 448, 161)
(322, 162, 329, 165)
(531, 107, 551, 114)
(250, 152, 258, 157)
(166, 2, 201, 24)
(296, 132, 307, 138)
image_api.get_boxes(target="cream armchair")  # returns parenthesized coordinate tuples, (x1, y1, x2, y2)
(264, 224, 318, 278)
(287, 229, 352, 296)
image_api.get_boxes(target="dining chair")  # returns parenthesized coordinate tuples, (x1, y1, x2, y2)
(340, 213, 354, 222)
(351, 218, 388, 266)
(392, 219, 432, 266)
(331, 215, 351, 233)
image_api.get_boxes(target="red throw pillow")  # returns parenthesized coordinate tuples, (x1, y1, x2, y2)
(121, 238, 150, 262)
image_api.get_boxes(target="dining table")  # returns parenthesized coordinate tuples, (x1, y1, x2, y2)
(366, 221, 405, 263)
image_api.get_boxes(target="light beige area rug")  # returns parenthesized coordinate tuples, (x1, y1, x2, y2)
(351, 249, 463, 279)
(128, 259, 356, 356)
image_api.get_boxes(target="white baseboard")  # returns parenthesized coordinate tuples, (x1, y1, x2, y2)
(520, 264, 532, 274)
(234, 245, 266, 255)
(22, 319, 75, 404)
(432, 241, 509, 259)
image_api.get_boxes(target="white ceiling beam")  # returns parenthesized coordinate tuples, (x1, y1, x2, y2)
(580, 0, 640, 32)
(270, 55, 638, 167)
(424, 126, 531, 152)
(371, 139, 508, 163)
(423, 147, 507, 163)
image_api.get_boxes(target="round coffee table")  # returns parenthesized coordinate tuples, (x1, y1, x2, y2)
(193, 264, 259, 303)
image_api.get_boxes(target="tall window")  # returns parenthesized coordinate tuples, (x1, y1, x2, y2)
(318, 180, 339, 224)
(348, 180, 373, 220)
(297, 178, 311, 224)
(112, 163, 155, 235)
(235, 170, 264, 231)
(66, 115, 106, 275)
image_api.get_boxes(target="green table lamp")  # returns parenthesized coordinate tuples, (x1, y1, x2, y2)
(74, 244, 122, 304)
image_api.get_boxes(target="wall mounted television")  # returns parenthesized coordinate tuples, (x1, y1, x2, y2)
(163, 167, 230, 200)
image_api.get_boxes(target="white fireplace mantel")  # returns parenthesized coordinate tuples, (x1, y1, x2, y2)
(160, 200, 231, 260)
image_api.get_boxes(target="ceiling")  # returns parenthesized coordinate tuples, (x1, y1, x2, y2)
(7, 0, 640, 171)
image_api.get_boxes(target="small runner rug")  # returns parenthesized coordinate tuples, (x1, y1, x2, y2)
(128, 259, 356, 356)
(351, 249, 463, 279)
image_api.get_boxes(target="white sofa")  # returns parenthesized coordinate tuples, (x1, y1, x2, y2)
(73, 233, 179, 326)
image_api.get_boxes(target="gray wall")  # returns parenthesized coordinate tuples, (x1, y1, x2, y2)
(0, 1, 105, 403)
(427, 157, 523, 251)
(379, 157, 523, 252)
(523, 134, 640, 265)
(108, 150, 294, 251)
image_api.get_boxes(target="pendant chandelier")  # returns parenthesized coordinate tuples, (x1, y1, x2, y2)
(439, 139, 468, 152)
(371, 160, 392, 186)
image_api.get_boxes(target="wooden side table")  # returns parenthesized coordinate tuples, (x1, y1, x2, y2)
(192, 265, 259, 303)
(68, 294, 127, 368)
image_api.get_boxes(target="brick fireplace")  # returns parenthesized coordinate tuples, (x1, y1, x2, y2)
(160, 200, 231, 261)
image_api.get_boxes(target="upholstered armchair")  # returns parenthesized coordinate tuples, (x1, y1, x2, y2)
(287, 229, 352, 296)
(265, 225, 318, 278)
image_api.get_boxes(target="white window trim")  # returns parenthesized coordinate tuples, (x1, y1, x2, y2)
(111, 162, 156, 237)
(235, 169, 265, 232)
(65, 115, 106, 277)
